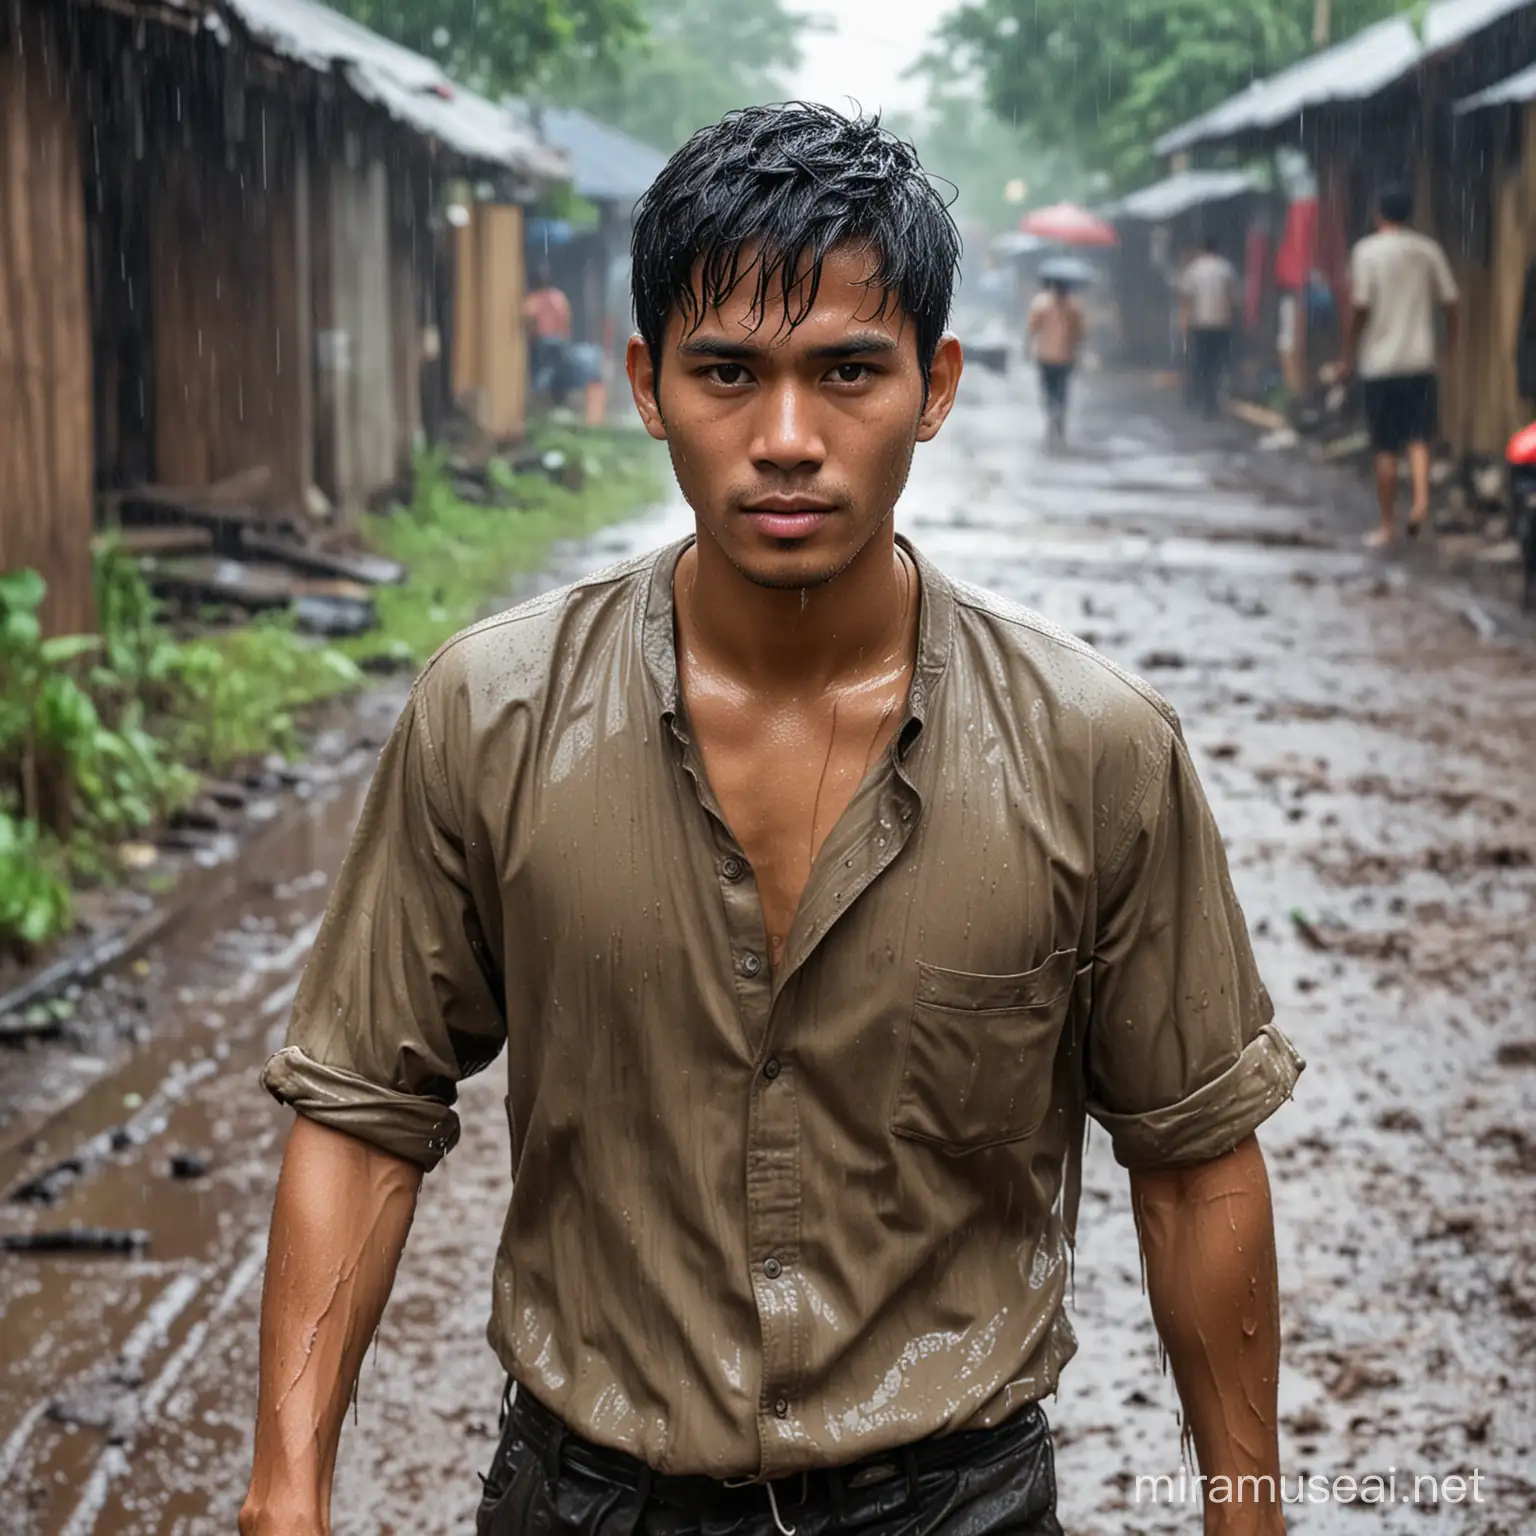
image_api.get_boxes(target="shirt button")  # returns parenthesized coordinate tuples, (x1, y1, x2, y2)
(763, 1256, 782, 1279)
(773, 1398, 790, 1418)
(762, 1058, 782, 1081)
(721, 856, 745, 882)
(739, 952, 762, 978)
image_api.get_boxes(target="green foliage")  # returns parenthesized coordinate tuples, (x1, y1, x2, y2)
(347, 429, 666, 665)
(543, 0, 823, 152)
(326, 0, 644, 94)
(928, 0, 1414, 192)
(0, 434, 662, 956)
(0, 813, 72, 950)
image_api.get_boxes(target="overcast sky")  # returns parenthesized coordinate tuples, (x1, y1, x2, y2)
(789, 0, 962, 117)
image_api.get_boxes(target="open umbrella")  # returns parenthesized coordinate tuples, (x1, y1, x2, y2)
(1019, 203, 1118, 248)
(1037, 255, 1098, 288)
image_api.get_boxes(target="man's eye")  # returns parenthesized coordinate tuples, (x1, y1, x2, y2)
(830, 363, 873, 384)
(707, 364, 749, 386)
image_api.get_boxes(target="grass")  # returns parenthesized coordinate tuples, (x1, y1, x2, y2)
(343, 427, 667, 669)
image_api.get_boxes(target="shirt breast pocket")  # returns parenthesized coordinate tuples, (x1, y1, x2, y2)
(891, 949, 1078, 1155)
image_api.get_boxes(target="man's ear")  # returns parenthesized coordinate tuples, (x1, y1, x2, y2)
(626, 335, 668, 441)
(917, 334, 964, 443)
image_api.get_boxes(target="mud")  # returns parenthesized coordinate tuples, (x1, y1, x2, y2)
(1, 367, 1533, 1534)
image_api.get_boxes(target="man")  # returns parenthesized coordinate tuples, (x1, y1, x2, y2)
(1179, 236, 1240, 418)
(1342, 185, 1459, 548)
(243, 105, 1301, 1536)
(524, 264, 573, 397)
(1026, 276, 1085, 447)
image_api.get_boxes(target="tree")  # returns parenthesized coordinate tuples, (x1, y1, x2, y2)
(926, 0, 1413, 191)
(892, 51, 1084, 237)
(543, 0, 823, 152)
(328, 0, 645, 95)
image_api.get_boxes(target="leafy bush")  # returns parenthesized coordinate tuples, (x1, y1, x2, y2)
(0, 812, 72, 950)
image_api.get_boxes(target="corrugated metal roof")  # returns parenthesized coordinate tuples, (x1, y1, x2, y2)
(539, 107, 668, 204)
(1456, 58, 1536, 110)
(218, 0, 565, 177)
(1157, 0, 1534, 154)
(1109, 169, 1260, 222)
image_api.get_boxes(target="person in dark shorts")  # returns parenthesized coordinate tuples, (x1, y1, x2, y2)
(1026, 277, 1084, 446)
(1344, 185, 1459, 547)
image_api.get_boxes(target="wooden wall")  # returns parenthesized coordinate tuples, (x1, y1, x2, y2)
(0, 5, 95, 636)
(1444, 105, 1536, 458)
(150, 123, 312, 510)
(451, 201, 528, 441)
(312, 144, 402, 519)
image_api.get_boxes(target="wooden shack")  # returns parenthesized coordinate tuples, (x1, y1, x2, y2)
(1, 0, 565, 627)
(1, 2, 101, 636)
(1155, 0, 1536, 455)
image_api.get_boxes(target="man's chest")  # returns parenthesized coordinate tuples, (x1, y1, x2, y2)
(685, 690, 909, 967)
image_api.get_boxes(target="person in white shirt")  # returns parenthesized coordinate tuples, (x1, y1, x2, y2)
(1179, 237, 1239, 418)
(1342, 185, 1459, 548)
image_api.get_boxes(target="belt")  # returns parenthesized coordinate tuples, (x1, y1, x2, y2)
(507, 1384, 1048, 1519)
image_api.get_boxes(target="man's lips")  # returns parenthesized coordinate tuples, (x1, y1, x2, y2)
(740, 497, 835, 538)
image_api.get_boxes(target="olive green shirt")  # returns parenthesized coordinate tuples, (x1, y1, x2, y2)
(263, 537, 1301, 1479)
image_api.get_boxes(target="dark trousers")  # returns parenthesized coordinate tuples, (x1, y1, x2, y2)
(1188, 326, 1231, 418)
(478, 1387, 1063, 1536)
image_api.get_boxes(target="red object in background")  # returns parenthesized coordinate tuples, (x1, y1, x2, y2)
(1245, 227, 1268, 329)
(1018, 203, 1119, 247)
(1507, 420, 1536, 465)
(1274, 200, 1317, 290)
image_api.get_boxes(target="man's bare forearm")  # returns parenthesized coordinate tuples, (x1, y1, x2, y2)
(1132, 1135, 1284, 1536)
(241, 1116, 422, 1536)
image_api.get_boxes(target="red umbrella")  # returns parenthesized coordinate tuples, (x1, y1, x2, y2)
(1018, 203, 1118, 248)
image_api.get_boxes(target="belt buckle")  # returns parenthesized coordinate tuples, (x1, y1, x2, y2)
(846, 1461, 899, 1489)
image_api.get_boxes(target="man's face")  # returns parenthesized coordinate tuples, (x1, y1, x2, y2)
(627, 244, 962, 589)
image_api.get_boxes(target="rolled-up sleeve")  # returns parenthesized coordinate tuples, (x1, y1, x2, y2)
(260, 673, 505, 1170)
(1087, 720, 1302, 1169)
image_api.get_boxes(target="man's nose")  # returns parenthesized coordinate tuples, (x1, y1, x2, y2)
(750, 380, 825, 472)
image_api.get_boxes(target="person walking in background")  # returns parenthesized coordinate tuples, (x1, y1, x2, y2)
(1179, 236, 1239, 418)
(523, 265, 573, 397)
(1026, 276, 1085, 447)
(1342, 185, 1459, 548)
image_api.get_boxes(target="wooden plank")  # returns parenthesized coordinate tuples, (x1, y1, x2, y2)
(0, 4, 96, 636)
(150, 121, 309, 517)
(451, 205, 483, 425)
(480, 203, 525, 441)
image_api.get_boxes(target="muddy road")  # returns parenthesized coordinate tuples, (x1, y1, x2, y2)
(2, 367, 1534, 1535)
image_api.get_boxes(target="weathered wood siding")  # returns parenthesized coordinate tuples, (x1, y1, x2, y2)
(150, 122, 312, 510)
(0, 5, 95, 635)
(449, 201, 527, 441)
(1445, 105, 1536, 458)
(312, 143, 399, 520)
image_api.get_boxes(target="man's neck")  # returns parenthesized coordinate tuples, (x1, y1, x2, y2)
(676, 525, 916, 691)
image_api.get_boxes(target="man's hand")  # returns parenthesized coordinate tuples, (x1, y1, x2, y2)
(1132, 1136, 1286, 1536)
(241, 1117, 423, 1536)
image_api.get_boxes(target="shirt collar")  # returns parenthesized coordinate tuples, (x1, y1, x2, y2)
(639, 534, 954, 757)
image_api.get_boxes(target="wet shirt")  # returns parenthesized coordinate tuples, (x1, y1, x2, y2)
(1027, 293, 1083, 366)
(1350, 229, 1458, 379)
(1179, 254, 1238, 329)
(263, 539, 1301, 1480)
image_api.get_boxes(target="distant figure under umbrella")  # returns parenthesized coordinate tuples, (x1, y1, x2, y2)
(1179, 236, 1239, 418)
(1026, 278, 1085, 447)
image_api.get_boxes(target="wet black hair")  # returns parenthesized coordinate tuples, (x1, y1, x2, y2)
(1378, 184, 1414, 225)
(630, 103, 961, 385)
(1202, 234, 1219, 254)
